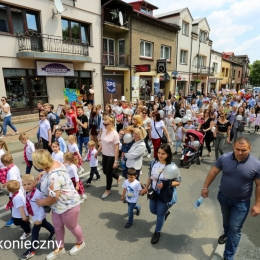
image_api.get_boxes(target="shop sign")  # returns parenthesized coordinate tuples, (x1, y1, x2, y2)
(135, 64, 151, 72)
(36, 61, 74, 76)
(177, 74, 187, 81)
(208, 78, 216, 83)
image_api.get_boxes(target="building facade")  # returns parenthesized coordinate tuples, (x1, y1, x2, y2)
(0, 0, 102, 115)
(209, 50, 223, 91)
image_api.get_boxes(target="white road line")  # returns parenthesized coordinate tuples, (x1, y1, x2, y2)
(0, 205, 6, 211)
(78, 166, 103, 178)
(0, 210, 10, 218)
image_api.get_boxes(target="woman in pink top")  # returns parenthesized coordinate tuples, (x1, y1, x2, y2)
(95, 117, 121, 199)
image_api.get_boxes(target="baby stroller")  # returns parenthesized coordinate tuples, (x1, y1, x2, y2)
(180, 130, 204, 169)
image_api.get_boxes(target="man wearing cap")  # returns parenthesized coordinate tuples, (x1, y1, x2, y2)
(201, 137, 260, 260)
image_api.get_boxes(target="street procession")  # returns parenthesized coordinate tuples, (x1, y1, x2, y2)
(0, 1, 260, 260)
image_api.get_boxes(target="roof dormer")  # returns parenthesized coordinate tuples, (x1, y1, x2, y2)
(128, 0, 158, 16)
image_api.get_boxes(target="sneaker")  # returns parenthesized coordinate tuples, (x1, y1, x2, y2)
(94, 178, 101, 182)
(20, 232, 32, 240)
(125, 222, 133, 228)
(165, 210, 171, 221)
(84, 182, 90, 186)
(46, 248, 65, 260)
(180, 155, 184, 160)
(147, 154, 151, 158)
(151, 231, 160, 244)
(6, 218, 14, 227)
(69, 242, 85, 255)
(218, 234, 228, 244)
(81, 194, 87, 200)
(19, 250, 35, 260)
(78, 168, 84, 175)
(136, 208, 141, 216)
(0, 135, 5, 138)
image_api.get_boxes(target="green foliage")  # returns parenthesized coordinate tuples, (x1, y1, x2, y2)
(249, 60, 260, 86)
(193, 79, 201, 84)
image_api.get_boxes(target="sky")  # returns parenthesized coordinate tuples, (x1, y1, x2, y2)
(123, 0, 260, 64)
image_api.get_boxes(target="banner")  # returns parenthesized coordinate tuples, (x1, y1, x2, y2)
(106, 79, 116, 93)
(36, 61, 74, 76)
(63, 88, 81, 106)
(154, 78, 160, 95)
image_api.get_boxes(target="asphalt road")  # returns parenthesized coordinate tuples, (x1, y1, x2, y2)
(0, 132, 259, 260)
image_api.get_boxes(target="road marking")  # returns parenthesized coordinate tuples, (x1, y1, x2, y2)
(0, 205, 6, 211)
(0, 210, 10, 218)
(78, 166, 103, 178)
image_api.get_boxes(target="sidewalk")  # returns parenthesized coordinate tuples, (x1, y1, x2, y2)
(2, 119, 67, 153)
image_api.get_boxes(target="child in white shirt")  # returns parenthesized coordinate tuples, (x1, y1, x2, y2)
(19, 133, 35, 174)
(6, 180, 31, 240)
(64, 152, 87, 202)
(51, 141, 64, 163)
(84, 140, 100, 185)
(19, 174, 55, 259)
(173, 122, 183, 154)
(121, 168, 142, 228)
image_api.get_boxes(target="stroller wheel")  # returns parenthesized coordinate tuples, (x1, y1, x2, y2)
(185, 162, 191, 169)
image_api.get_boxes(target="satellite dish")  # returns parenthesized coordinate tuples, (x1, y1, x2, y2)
(119, 11, 123, 26)
(52, 0, 67, 18)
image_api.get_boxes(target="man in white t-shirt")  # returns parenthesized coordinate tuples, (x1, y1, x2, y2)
(0, 97, 19, 138)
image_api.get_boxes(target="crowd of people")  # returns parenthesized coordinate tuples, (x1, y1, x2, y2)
(1, 88, 260, 260)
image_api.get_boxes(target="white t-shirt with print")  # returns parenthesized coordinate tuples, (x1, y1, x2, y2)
(151, 120, 165, 139)
(122, 179, 142, 203)
(12, 189, 28, 218)
(150, 161, 167, 190)
(2, 103, 11, 117)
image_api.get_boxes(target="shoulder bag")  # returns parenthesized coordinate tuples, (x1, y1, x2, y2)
(153, 121, 167, 144)
(238, 121, 244, 132)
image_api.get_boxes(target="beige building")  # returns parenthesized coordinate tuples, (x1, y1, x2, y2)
(0, 0, 102, 115)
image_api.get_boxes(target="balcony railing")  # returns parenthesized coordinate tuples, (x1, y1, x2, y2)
(103, 52, 129, 67)
(103, 7, 128, 28)
(17, 31, 89, 56)
(193, 65, 214, 75)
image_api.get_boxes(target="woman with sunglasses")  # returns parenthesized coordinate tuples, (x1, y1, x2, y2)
(197, 109, 214, 157)
(214, 113, 231, 160)
(95, 117, 121, 199)
(39, 111, 52, 151)
(0, 97, 19, 138)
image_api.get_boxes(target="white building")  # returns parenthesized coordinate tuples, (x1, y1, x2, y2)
(156, 9, 213, 95)
(209, 50, 223, 92)
(0, 0, 102, 115)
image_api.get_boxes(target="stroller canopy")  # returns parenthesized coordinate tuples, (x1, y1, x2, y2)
(186, 130, 204, 145)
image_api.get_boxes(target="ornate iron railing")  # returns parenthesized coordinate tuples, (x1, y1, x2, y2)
(103, 52, 129, 66)
(17, 31, 89, 56)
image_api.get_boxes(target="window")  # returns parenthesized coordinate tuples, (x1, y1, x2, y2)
(140, 7, 151, 15)
(195, 55, 206, 68)
(238, 71, 241, 78)
(62, 18, 90, 44)
(103, 38, 115, 65)
(213, 62, 218, 73)
(222, 68, 225, 76)
(161, 46, 171, 61)
(180, 50, 188, 64)
(233, 70, 236, 78)
(182, 21, 189, 36)
(0, 4, 39, 34)
(140, 40, 153, 58)
(199, 30, 208, 43)
(225, 68, 229, 77)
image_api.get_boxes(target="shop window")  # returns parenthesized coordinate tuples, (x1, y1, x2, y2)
(3, 69, 47, 110)
(62, 18, 90, 44)
(139, 77, 152, 101)
(140, 40, 153, 58)
(0, 4, 40, 34)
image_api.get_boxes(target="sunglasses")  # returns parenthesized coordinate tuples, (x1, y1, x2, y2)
(40, 115, 45, 117)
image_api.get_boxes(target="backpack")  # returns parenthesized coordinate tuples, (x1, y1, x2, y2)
(53, 112, 60, 125)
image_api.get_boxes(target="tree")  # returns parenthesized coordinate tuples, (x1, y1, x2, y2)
(249, 60, 260, 86)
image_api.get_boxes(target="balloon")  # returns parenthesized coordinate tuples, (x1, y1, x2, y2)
(182, 116, 188, 123)
(123, 109, 128, 114)
(159, 110, 164, 118)
(212, 103, 218, 109)
(191, 140, 200, 148)
(175, 117, 181, 123)
(123, 134, 133, 144)
(163, 163, 180, 180)
(128, 109, 134, 115)
(236, 115, 242, 121)
(211, 126, 216, 132)
(187, 117, 192, 121)
(186, 109, 192, 117)
(114, 107, 122, 115)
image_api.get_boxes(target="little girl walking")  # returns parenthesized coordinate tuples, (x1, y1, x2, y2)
(248, 108, 256, 133)
(63, 152, 87, 202)
(51, 141, 64, 163)
(164, 112, 175, 146)
(173, 121, 183, 155)
(67, 135, 84, 175)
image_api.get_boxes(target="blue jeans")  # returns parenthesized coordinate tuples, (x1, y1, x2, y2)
(149, 199, 169, 232)
(36, 127, 40, 141)
(217, 191, 250, 260)
(127, 202, 141, 224)
(175, 140, 182, 152)
(77, 136, 89, 156)
(3, 115, 17, 135)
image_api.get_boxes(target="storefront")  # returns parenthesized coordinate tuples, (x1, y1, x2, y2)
(175, 74, 188, 96)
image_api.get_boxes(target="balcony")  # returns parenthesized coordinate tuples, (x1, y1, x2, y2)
(193, 65, 214, 76)
(16, 31, 92, 63)
(103, 52, 129, 68)
(103, 7, 129, 33)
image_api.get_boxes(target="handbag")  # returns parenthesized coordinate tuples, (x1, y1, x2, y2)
(238, 122, 244, 132)
(153, 121, 167, 144)
(147, 166, 164, 200)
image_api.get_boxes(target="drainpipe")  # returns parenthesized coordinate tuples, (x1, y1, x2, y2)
(101, 0, 113, 104)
